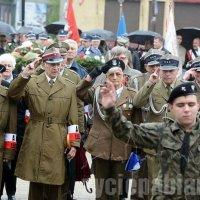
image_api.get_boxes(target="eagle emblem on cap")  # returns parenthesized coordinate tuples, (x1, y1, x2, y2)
(181, 87, 186, 91)
(191, 85, 195, 91)
(112, 59, 118, 66)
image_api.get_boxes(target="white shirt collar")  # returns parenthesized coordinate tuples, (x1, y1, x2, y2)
(116, 86, 123, 98)
(45, 73, 57, 83)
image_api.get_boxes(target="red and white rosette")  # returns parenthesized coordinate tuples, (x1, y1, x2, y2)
(4, 133, 17, 150)
(67, 125, 81, 148)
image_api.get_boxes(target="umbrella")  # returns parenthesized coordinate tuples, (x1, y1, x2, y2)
(127, 30, 161, 44)
(84, 29, 116, 40)
(176, 27, 200, 50)
(45, 21, 66, 35)
(17, 26, 45, 35)
(0, 21, 16, 35)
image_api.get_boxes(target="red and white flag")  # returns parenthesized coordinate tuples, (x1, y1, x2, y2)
(65, 0, 80, 42)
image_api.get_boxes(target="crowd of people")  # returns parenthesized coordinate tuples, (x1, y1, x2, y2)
(0, 28, 200, 200)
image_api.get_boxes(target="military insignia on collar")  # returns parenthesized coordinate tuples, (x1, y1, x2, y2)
(181, 86, 186, 91)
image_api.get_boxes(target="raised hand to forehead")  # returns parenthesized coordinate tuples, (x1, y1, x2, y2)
(100, 80, 116, 109)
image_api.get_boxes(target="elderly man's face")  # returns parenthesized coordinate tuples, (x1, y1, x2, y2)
(153, 38, 163, 49)
(44, 62, 61, 79)
(160, 69, 178, 85)
(1, 61, 15, 79)
(106, 67, 124, 89)
(169, 95, 199, 130)
(145, 64, 160, 74)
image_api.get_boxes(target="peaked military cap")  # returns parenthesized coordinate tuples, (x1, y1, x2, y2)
(57, 29, 68, 36)
(42, 47, 63, 64)
(159, 54, 179, 70)
(187, 57, 200, 71)
(26, 32, 36, 40)
(0, 64, 6, 73)
(81, 33, 92, 41)
(92, 34, 101, 40)
(38, 32, 49, 40)
(144, 49, 165, 66)
(168, 82, 197, 103)
(103, 58, 125, 74)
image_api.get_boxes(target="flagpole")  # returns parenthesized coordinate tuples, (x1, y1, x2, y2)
(118, 0, 124, 17)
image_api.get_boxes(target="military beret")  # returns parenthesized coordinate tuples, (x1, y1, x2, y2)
(102, 58, 125, 74)
(117, 36, 129, 46)
(159, 54, 179, 70)
(81, 33, 92, 41)
(144, 49, 164, 66)
(42, 47, 63, 64)
(57, 29, 68, 36)
(187, 57, 200, 71)
(168, 82, 197, 103)
(0, 64, 6, 73)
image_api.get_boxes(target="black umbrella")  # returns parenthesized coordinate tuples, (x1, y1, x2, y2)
(84, 29, 116, 40)
(176, 27, 200, 50)
(17, 26, 45, 35)
(0, 21, 16, 35)
(44, 21, 66, 35)
(127, 30, 161, 44)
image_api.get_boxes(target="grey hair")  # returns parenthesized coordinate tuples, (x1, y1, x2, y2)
(0, 53, 16, 67)
(110, 46, 128, 59)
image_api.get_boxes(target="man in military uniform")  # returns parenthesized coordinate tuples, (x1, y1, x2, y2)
(101, 80, 200, 199)
(183, 57, 200, 102)
(77, 33, 102, 57)
(57, 30, 69, 42)
(7, 47, 79, 200)
(129, 54, 183, 199)
(130, 49, 164, 92)
(77, 58, 151, 200)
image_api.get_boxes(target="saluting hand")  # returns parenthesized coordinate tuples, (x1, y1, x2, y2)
(21, 58, 42, 78)
(100, 80, 116, 109)
(148, 68, 160, 85)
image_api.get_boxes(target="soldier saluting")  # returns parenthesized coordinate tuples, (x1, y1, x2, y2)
(101, 80, 200, 199)
(7, 46, 79, 200)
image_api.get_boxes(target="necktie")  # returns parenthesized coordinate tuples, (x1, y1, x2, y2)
(49, 79, 54, 87)
(166, 85, 171, 97)
(180, 133, 190, 175)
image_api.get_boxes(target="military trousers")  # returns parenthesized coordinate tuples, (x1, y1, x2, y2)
(93, 157, 128, 200)
(28, 182, 62, 200)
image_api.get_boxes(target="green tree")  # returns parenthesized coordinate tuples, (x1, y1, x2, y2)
(46, 0, 60, 24)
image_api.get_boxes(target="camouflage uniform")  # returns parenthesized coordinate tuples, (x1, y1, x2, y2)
(105, 107, 200, 200)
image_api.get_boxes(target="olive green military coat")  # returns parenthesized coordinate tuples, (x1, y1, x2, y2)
(77, 80, 142, 161)
(134, 79, 183, 123)
(7, 73, 78, 185)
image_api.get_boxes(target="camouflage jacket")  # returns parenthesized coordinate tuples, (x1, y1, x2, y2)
(105, 107, 200, 199)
